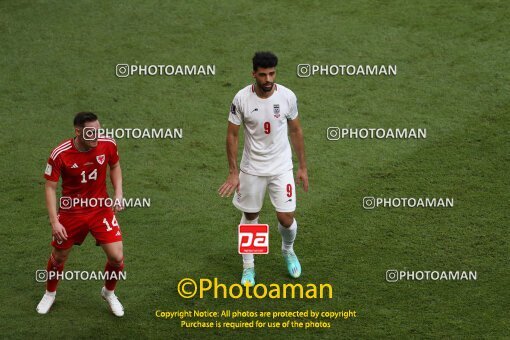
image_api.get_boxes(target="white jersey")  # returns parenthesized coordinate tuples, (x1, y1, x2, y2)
(228, 83, 298, 176)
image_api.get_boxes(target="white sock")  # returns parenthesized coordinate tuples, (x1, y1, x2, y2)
(45, 290, 56, 296)
(240, 214, 258, 269)
(278, 219, 297, 253)
(103, 287, 114, 296)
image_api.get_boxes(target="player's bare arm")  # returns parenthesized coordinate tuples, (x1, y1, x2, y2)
(288, 117, 309, 192)
(45, 180, 68, 242)
(218, 122, 240, 197)
(110, 161, 124, 213)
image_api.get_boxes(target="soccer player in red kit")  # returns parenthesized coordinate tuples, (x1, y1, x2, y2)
(37, 112, 125, 317)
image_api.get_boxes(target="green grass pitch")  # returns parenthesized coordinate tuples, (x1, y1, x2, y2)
(0, 0, 508, 338)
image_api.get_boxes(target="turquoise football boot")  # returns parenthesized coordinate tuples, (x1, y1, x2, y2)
(241, 267, 255, 286)
(283, 250, 301, 278)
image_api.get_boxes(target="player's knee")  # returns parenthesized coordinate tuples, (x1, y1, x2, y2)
(244, 212, 260, 221)
(276, 212, 294, 228)
(53, 253, 68, 264)
(52, 248, 70, 264)
(107, 253, 124, 266)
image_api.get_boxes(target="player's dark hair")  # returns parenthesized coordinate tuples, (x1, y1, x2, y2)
(73, 112, 98, 127)
(252, 51, 278, 71)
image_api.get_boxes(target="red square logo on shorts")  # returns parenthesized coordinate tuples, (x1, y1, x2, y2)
(238, 224, 269, 254)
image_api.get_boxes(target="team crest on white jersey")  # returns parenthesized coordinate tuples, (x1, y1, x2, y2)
(273, 104, 280, 118)
(96, 154, 105, 165)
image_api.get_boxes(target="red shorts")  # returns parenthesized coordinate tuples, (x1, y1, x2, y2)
(52, 208, 123, 249)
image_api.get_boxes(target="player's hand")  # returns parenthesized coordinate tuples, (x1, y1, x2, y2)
(113, 195, 125, 213)
(218, 172, 240, 197)
(296, 167, 309, 192)
(51, 221, 68, 242)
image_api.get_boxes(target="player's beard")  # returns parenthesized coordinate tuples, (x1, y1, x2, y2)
(75, 137, 97, 151)
(87, 140, 98, 149)
(261, 82, 274, 92)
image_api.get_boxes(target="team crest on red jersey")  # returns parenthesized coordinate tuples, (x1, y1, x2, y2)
(96, 154, 105, 165)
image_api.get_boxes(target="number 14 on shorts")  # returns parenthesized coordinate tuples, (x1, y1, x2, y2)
(238, 224, 269, 254)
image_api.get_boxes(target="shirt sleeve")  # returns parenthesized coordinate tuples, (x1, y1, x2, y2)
(228, 95, 243, 125)
(44, 155, 62, 182)
(109, 141, 120, 166)
(286, 91, 299, 120)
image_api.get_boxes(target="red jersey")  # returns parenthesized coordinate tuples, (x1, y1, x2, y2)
(44, 137, 119, 213)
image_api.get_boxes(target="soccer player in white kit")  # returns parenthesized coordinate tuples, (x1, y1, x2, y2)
(218, 52, 309, 286)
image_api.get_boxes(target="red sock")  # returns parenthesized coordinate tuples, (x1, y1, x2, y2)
(46, 254, 65, 292)
(104, 258, 124, 291)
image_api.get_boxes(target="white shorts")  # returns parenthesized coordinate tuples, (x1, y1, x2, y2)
(233, 170, 296, 213)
